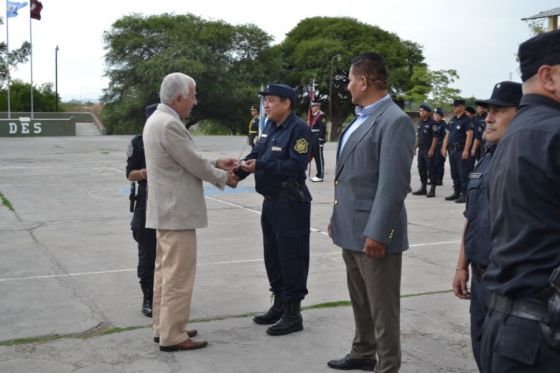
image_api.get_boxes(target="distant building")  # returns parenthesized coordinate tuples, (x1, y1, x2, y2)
(522, 7, 560, 31)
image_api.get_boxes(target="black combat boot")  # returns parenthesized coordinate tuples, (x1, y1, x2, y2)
(455, 193, 466, 203)
(426, 185, 436, 198)
(445, 191, 460, 201)
(412, 184, 427, 195)
(266, 300, 303, 336)
(253, 293, 284, 325)
(141, 283, 153, 318)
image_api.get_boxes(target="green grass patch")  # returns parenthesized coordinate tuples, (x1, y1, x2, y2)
(0, 192, 14, 211)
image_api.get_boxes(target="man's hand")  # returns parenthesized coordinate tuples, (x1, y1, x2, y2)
(363, 238, 385, 259)
(240, 159, 256, 173)
(441, 147, 447, 157)
(428, 149, 434, 158)
(470, 149, 476, 158)
(226, 172, 239, 188)
(461, 150, 469, 160)
(327, 223, 333, 238)
(452, 268, 470, 299)
(217, 158, 239, 172)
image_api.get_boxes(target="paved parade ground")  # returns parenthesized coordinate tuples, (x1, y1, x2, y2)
(0, 135, 477, 372)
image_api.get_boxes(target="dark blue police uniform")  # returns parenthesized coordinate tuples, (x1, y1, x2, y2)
(481, 93, 560, 372)
(126, 135, 156, 316)
(434, 117, 447, 185)
(472, 113, 487, 162)
(463, 146, 495, 370)
(416, 116, 439, 187)
(447, 113, 474, 195)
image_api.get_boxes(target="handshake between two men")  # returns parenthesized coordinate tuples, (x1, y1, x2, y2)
(215, 158, 257, 188)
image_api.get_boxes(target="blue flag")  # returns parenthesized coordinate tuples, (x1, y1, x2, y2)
(7, 1, 28, 18)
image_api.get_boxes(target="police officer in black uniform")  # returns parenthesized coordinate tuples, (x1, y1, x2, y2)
(412, 103, 439, 197)
(471, 105, 487, 162)
(235, 84, 312, 336)
(308, 101, 327, 182)
(126, 103, 158, 317)
(433, 108, 447, 185)
(441, 99, 475, 203)
(451, 81, 522, 371)
(247, 105, 260, 148)
(481, 30, 560, 372)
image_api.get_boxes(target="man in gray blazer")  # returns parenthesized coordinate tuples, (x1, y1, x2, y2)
(143, 72, 238, 352)
(327, 53, 415, 372)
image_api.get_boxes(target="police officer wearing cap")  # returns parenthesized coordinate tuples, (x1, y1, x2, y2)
(412, 103, 439, 197)
(126, 103, 158, 317)
(471, 105, 488, 162)
(433, 108, 447, 185)
(480, 29, 560, 372)
(235, 84, 312, 336)
(441, 99, 475, 203)
(308, 101, 327, 182)
(247, 105, 260, 148)
(451, 81, 522, 371)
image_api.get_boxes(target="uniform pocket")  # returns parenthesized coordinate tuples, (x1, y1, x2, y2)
(494, 316, 542, 365)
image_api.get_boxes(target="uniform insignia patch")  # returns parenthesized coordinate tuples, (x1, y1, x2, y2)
(294, 138, 309, 154)
(432, 125, 439, 131)
(127, 143, 134, 158)
(456, 125, 461, 130)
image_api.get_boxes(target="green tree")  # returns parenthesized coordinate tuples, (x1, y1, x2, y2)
(0, 17, 31, 89)
(403, 65, 432, 106)
(0, 80, 58, 111)
(278, 17, 426, 138)
(426, 69, 461, 109)
(102, 13, 279, 134)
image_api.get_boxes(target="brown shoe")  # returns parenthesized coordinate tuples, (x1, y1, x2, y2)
(154, 329, 198, 343)
(159, 338, 208, 352)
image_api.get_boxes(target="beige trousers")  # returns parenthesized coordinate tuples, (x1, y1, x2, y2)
(343, 249, 402, 373)
(152, 229, 197, 347)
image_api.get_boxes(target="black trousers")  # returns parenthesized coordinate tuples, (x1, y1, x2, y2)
(449, 147, 474, 194)
(417, 148, 436, 185)
(132, 227, 157, 289)
(248, 134, 257, 148)
(480, 309, 560, 372)
(470, 272, 491, 371)
(261, 198, 310, 301)
(435, 143, 445, 183)
(310, 141, 324, 178)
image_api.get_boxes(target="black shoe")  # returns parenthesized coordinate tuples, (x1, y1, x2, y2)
(142, 297, 153, 318)
(455, 194, 466, 203)
(426, 185, 436, 198)
(266, 300, 303, 336)
(327, 354, 376, 371)
(436, 180, 443, 186)
(253, 293, 284, 325)
(411, 184, 427, 195)
(445, 192, 460, 201)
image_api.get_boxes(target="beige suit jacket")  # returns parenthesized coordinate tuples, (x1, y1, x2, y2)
(143, 104, 227, 230)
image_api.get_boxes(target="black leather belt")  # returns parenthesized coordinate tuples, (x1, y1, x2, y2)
(264, 190, 292, 201)
(489, 293, 549, 323)
(451, 143, 464, 150)
(471, 263, 487, 282)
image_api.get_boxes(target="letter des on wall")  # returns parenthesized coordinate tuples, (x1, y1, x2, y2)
(0, 118, 75, 137)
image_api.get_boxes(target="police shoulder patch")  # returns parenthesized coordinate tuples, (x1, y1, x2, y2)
(294, 138, 309, 154)
(127, 142, 134, 158)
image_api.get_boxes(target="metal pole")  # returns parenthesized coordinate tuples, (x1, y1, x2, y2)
(6, 13, 11, 119)
(55, 46, 59, 112)
(29, 14, 34, 119)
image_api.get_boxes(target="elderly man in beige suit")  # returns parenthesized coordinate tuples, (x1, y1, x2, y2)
(143, 72, 238, 352)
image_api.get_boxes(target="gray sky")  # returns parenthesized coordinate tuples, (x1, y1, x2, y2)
(5, 0, 559, 101)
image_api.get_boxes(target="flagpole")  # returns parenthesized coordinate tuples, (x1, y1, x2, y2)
(29, 8, 34, 119)
(6, 3, 11, 119)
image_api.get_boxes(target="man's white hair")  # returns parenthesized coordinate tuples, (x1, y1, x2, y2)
(159, 72, 196, 105)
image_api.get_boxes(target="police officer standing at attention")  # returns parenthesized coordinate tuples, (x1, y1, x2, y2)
(470, 105, 488, 162)
(235, 84, 312, 336)
(412, 103, 439, 197)
(441, 99, 474, 203)
(247, 105, 260, 148)
(433, 108, 447, 186)
(309, 101, 327, 182)
(126, 103, 158, 317)
(480, 29, 560, 373)
(451, 81, 522, 371)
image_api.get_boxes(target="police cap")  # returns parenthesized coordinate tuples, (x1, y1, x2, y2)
(452, 99, 466, 106)
(259, 84, 296, 104)
(434, 108, 444, 116)
(419, 103, 432, 112)
(519, 29, 560, 82)
(475, 81, 522, 108)
(465, 106, 475, 114)
(145, 103, 158, 119)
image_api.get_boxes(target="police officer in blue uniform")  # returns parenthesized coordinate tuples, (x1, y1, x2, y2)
(126, 103, 158, 317)
(247, 105, 260, 148)
(441, 99, 474, 203)
(235, 84, 312, 336)
(451, 81, 522, 371)
(433, 108, 447, 185)
(412, 103, 439, 197)
(308, 101, 327, 182)
(480, 30, 560, 373)
(471, 105, 487, 162)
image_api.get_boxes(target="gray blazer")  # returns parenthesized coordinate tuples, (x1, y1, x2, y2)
(331, 98, 415, 254)
(143, 104, 227, 230)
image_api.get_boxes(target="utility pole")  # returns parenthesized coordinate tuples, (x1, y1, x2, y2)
(55, 45, 59, 112)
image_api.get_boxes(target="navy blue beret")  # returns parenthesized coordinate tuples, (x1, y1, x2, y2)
(419, 103, 432, 112)
(453, 99, 466, 106)
(434, 108, 444, 116)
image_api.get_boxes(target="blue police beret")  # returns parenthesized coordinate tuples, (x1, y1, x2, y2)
(465, 106, 475, 114)
(419, 103, 432, 112)
(453, 99, 466, 106)
(519, 29, 560, 82)
(475, 81, 522, 108)
(259, 84, 296, 103)
(145, 103, 158, 119)
(434, 108, 444, 116)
